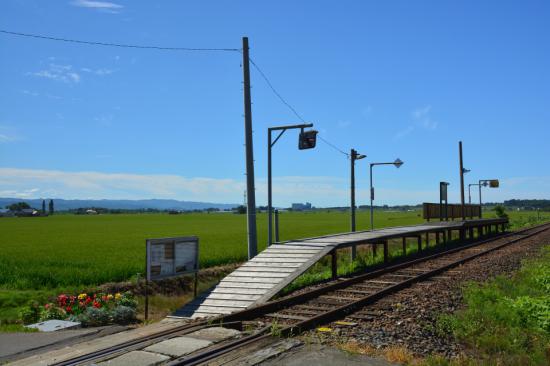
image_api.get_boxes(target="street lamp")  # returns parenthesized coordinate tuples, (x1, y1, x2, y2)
(350, 149, 367, 233)
(478, 179, 499, 218)
(468, 182, 482, 204)
(267, 123, 316, 246)
(370, 158, 404, 231)
(350, 149, 366, 261)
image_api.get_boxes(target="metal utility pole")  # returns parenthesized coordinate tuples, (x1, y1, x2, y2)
(267, 123, 315, 246)
(370, 159, 404, 231)
(478, 181, 482, 217)
(478, 179, 499, 218)
(351, 149, 357, 233)
(350, 149, 366, 232)
(242, 37, 258, 259)
(350, 149, 366, 260)
(459, 141, 465, 221)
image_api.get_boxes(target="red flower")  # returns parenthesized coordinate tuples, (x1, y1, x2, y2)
(92, 300, 101, 308)
(57, 294, 68, 306)
(66, 306, 72, 313)
(44, 303, 50, 310)
(85, 297, 92, 304)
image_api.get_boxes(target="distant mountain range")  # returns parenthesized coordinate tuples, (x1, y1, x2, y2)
(0, 198, 240, 211)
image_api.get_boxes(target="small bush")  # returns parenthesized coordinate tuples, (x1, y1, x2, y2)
(111, 305, 136, 324)
(117, 293, 138, 309)
(19, 301, 41, 324)
(83, 307, 110, 326)
(40, 304, 66, 321)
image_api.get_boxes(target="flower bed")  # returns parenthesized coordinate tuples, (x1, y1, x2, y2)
(21, 292, 138, 327)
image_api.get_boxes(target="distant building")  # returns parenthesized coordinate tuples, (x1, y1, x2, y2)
(291, 202, 312, 211)
(0, 209, 14, 217)
(15, 209, 39, 217)
(85, 209, 98, 215)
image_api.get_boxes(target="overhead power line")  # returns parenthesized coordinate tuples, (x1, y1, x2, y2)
(248, 57, 306, 123)
(248, 58, 349, 157)
(318, 135, 350, 157)
(1, 28, 349, 157)
(0, 29, 240, 52)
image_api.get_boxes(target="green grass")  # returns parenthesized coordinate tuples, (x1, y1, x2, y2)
(0, 208, 547, 328)
(0, 210, 425, 290)
(431, 245, 550, 365)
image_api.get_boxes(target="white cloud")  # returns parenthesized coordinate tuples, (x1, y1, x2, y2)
(1, 168, 547, 206)
(21, 90, 39, 97)
(29, 64, 80, 84)
(0, 134, 15, 143)
(337, 120, 351, 128)
(412, 105, 438, 130)
(361, 106, 373, 119)
(393, 105, 439, 140)
(71, 0, 123, 13)
(393, 125, 414, 141)
(81, 67, 115, 76)
(0, 169, 437, 206)
(94, 114, 114, 127)
(0, 125, 20, 143)
(0, 168, 245, 203)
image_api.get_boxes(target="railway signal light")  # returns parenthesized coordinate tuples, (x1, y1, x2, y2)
(298, 129, 318, 150)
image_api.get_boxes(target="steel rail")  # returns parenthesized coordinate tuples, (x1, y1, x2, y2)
(170, 223, 550, 365)
(217, 224, 538, 323)
(53, 222, 547, 366)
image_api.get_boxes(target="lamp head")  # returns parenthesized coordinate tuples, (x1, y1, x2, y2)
(394, 158, 404, 168)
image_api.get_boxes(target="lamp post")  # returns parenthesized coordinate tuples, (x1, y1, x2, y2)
(350, 149, 366, 261)
(468, 183, 479, 204)
(478, 179, 499, 218)
(268, 123, 316, 246)
(350, 149, 366, 232)
(370, 158, 403, 231)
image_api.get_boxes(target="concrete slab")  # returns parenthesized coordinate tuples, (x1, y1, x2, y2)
(0, 329, 94, 359)
(9, 320, 188, 366)
(98, 350, 169, 366)
(260, 344, 398, 366)
(143, 336, 213, 357)
(187, 327, 241, 342)
(26, 319, 81, 332)
(233, 339, 302, 365)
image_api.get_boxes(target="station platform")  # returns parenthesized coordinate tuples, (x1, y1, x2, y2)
(172, 218, 507, 319)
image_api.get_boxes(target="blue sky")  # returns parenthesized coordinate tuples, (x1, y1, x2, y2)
(1, 0, 549, 206)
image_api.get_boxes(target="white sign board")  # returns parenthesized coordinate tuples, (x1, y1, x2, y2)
(146, 236, 199, 281)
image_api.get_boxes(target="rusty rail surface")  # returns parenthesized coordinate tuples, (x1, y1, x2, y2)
(50, 223, 549, 366)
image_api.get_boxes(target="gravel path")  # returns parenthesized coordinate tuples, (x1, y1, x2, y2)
(302, 229, 550, 359)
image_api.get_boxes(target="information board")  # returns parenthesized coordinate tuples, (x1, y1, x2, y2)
(146, 236, 199, 281)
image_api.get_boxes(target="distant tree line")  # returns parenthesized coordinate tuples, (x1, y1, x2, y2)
(5, 200, 54, 214)
(502, 199, 550, 211)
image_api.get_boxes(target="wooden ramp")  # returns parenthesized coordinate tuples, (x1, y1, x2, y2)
(172, 218, 507, 319)
(172, 242, 335, 319)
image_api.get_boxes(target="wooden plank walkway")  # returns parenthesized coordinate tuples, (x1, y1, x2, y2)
(171, 218, 507, 319)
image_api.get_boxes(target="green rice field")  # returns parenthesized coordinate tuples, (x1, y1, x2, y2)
(0, 208, 547, 326)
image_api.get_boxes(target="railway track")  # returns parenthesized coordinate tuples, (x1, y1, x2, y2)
(50, 222, 550, 366)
